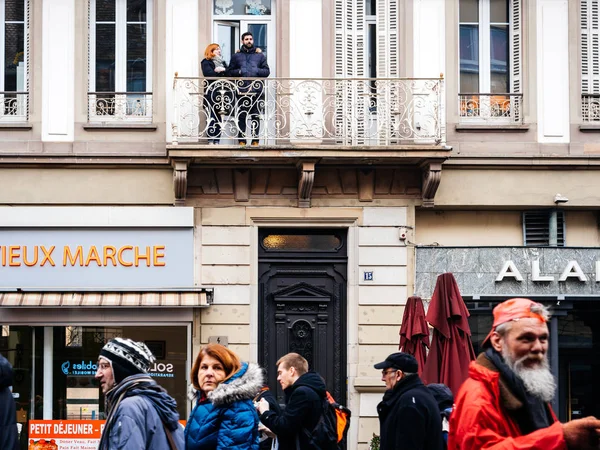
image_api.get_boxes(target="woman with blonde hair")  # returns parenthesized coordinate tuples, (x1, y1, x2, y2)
(185, 344, 262, 450)
(201, 43, 230, 144)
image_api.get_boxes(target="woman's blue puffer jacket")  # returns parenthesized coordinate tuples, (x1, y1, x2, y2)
(185, 362, 263, 450)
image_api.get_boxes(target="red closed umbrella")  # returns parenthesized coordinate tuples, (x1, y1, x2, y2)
(421, 273, 476, 396)
(399, 295, 430, 376)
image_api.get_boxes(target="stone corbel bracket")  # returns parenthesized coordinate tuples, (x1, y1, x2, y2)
(172, 159, 190, 205)
(297, 160, 317, 208)
(420, 161, 443, 207)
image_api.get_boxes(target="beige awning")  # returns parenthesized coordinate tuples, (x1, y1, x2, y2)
(0, 291, 211, 308)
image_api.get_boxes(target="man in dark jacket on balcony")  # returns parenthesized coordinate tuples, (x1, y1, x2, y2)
(227, 31, 270, 146)
(256, 352, 325, 449)
(0, 353, 18, 450)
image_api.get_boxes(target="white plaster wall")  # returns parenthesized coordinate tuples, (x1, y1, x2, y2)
(42, 0, 75, 141)
(166, 0, 199, 142)
(413, 0, 445, 78)
(537, 0, 570, 143)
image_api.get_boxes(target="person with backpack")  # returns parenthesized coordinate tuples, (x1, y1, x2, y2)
(375, 352, 444, 450)
(95, 338, 185, 449)
(256, 353, 326, 449)
(426, 383, 454, 450)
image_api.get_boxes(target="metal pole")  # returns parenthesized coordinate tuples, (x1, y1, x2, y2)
(549, 210, 558, 247)
(43, 327, 53, 419)
(550, 316, 559, 415)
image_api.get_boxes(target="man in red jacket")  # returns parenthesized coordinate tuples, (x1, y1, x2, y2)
(449, 297, 600, 450)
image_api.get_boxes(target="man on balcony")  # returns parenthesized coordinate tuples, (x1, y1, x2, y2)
(227, 31, 270, 146)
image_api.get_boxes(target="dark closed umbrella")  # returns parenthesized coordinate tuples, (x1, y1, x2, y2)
(421, 273, 476, 396)
(399, 295, 430, 376)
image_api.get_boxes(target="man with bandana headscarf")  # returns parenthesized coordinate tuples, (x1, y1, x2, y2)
(95, 337, 184, 449)
(449, 298, 600, 450)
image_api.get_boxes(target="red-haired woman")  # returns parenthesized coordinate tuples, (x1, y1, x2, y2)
(184, 344, 262, 450)
(201, 44, 230, 144)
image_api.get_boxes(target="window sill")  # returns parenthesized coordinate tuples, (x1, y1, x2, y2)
(84, 123, 157, 131)
(455, 123, 530, 132)
(0, 122, 32, 130)
(579, 124, 600, 132)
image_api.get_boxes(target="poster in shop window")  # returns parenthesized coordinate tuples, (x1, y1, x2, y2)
(28, 421, 103, 450)
(28, 420, 186, 449)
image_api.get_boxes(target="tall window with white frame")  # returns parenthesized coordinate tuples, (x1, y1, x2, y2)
(459, 0, 522, 123)
(88, 0, 152, 122)
(0, 0, 28, 121)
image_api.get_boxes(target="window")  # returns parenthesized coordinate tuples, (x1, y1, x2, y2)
(0, 0, 28, 121)
(581, 0, 600, 122)
(88, 0, 152, 122)
(523, 210, 565, 247)
(459, 0, 522, 123)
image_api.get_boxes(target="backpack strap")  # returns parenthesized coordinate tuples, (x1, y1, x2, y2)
(162, 423, 178, 450)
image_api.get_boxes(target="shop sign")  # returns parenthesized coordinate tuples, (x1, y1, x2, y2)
(0, 228, 194, 289)
(496, 260, 597, 283)
(60, 360, 175, 378)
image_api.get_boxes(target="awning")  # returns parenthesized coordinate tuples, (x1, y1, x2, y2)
(0, 291, 211, 308)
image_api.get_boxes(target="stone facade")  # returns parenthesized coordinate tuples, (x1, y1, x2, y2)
(416, 247, 600, 299)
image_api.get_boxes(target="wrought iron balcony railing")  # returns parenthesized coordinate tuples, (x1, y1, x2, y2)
(172, 76, 445, 145)
(88, 92, 153, 122)
(0, 91, 28, 121)
(582, 94, 600, 122)
(459, 93, 523, 124)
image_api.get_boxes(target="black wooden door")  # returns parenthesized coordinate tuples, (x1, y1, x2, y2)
(258, 228, 347, 404)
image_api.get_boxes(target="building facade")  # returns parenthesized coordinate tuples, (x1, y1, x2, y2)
(0, 0, 599, 448)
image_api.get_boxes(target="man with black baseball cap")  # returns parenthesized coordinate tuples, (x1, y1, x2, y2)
(375, 352, 443, 450)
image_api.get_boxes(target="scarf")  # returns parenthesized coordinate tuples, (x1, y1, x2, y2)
(213, 56, 225, 70)
(98, 375, 177, 450)
(485, 348, 553, 434)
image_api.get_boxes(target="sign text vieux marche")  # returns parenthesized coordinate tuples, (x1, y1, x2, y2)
(0, 245, 166, 267)
(496, 259, 600, 282)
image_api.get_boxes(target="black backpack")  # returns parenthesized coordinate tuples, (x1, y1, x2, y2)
(302, 391, 351, 450)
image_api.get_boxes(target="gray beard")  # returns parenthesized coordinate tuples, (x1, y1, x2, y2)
(502, 347, 556, 403)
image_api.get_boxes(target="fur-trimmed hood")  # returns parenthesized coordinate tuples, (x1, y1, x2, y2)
(188, 362, 263, 407)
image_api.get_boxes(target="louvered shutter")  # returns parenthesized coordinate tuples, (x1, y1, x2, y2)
(334, 0, 366, 144)
(581, 0, 600, 120)
(523, 211, 565, 247)
(377, 0, 398, 78)
(509, 0, 522, 122)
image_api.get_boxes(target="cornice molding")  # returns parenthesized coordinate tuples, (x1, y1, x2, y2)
(420, 161, 443, 207)
(172, 159, 190, 205)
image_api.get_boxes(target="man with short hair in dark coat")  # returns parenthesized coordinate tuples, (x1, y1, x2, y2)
(375, 352, 444, 450)
(227, 31, 270, 146)
(256, 352, 325, 449)
(0, 353, 18, 450)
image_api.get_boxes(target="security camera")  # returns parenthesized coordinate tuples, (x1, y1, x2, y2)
(554, 194, 568, 204)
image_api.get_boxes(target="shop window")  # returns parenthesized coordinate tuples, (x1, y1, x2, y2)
(523, 210, 565, 247)
(458, 0, 523, 123)
(88, 0, 153, 122)
(0, 0, 29, 122)
(1, 324, 188, 445)
(581, 0, 600, 122)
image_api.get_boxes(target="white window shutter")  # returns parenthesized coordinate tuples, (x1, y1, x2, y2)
(581, 0, 600, 95)
(334, 0, 344, 76)
(377, 0, 399, 78)
(509, 0, 522, 122)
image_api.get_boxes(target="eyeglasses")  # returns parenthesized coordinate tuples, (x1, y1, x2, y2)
(381, 369, 398, 376)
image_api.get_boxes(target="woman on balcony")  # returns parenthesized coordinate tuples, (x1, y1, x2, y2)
(201, 44, 231, 144)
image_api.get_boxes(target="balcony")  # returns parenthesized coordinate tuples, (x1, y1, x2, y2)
(0, 91, 28, 122)
(458, 93, 523, 124)
(87, 92, 153, 123)
(171, 76, 445, 146)
(168, 76, 450, 207)
(582, 94, 600, 122)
